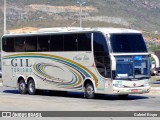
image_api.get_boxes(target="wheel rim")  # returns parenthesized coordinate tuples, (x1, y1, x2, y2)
(29, 82, 34, 93)
(86, 85, 94, 96)
(20, 82, 26, 91)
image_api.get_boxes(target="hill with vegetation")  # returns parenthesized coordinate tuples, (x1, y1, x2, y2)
(0, 0, 160, 45)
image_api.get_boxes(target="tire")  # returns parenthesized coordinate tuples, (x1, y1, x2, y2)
(18, 79, 27, 94)
(28, 79, 36, 95)
(118, 94, 128, 99)
(84, 83, 95, 99)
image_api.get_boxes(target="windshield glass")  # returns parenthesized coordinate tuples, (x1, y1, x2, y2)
(114, 56, 150, 80)
(110, 33, 147, 53)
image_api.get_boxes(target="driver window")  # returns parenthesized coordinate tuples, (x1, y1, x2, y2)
(93, 32, 111, 78)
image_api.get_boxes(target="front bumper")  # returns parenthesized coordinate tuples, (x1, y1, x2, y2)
(113, 86, 151, 94)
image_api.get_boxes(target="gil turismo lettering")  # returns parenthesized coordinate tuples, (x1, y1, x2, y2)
(11, 59, 32, 73)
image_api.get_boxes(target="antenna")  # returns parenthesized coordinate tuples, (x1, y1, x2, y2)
(68, 21, 77, 27)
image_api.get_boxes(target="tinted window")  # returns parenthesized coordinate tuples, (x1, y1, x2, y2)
(14, 37, 26, 52)
(93, 32, 110, 78)
(110, 34, 148, 53)
(26, 36, 37, 52)
(78, 33, 91, 51)
(37, 36, 50, 51)
(64, 34, 77, 51)
(93, 32, 109, 56)
(2, 37, 14, 52)
(50, 35, 64, 51)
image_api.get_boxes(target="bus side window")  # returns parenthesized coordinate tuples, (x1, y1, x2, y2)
(78, 33, 91, 51)
(2, 37, 14, 52)
(26, 36, 37, 52)
(37, 36, 50, 52)
(50, 35, 64, 51)
(93, 32, 111, 78)
(14, 37, 26, 52)
(64, 34, 77, 51)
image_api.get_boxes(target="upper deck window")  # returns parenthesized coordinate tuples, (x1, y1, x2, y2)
(110, 33, 147, 53)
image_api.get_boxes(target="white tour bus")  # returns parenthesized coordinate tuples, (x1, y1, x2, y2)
(1, 27, 151, 99)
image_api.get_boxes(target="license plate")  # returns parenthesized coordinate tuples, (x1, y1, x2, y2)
(131, 89, 138, 93)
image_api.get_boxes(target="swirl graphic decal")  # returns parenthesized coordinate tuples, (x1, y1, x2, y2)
(3, 53, 98, 90)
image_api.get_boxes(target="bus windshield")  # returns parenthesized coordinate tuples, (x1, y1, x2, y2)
(114, 56, 150, 80)
(110, 33, 147, 53)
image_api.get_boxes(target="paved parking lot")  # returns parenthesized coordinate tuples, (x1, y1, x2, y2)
(0, 85, 160, 111)
(0, 78, 160, 120)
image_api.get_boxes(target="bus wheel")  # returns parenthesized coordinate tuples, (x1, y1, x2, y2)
(28, 79, 36, 95)
(85, 83, 95, 99)
(18, 79, 27, 94)
(118, 94, 128, 99)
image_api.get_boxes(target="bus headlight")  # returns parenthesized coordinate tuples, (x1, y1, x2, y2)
(113, 84, 124, 88)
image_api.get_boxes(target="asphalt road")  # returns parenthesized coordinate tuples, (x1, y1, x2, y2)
(0, 76, 160, 113)
(0, 85, 160, 111)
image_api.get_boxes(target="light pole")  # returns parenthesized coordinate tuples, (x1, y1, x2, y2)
(77, 0, 86, 27)
(4, 0, 6, 34)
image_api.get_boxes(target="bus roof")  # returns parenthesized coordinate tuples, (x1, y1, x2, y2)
(3, 27, 141, 37)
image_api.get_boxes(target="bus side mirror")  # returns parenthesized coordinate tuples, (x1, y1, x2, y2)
(111, 55, 116, 71)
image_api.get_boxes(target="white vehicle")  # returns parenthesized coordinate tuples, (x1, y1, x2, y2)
(1, 27, 151, 99)
(150, 54, 160, 76)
